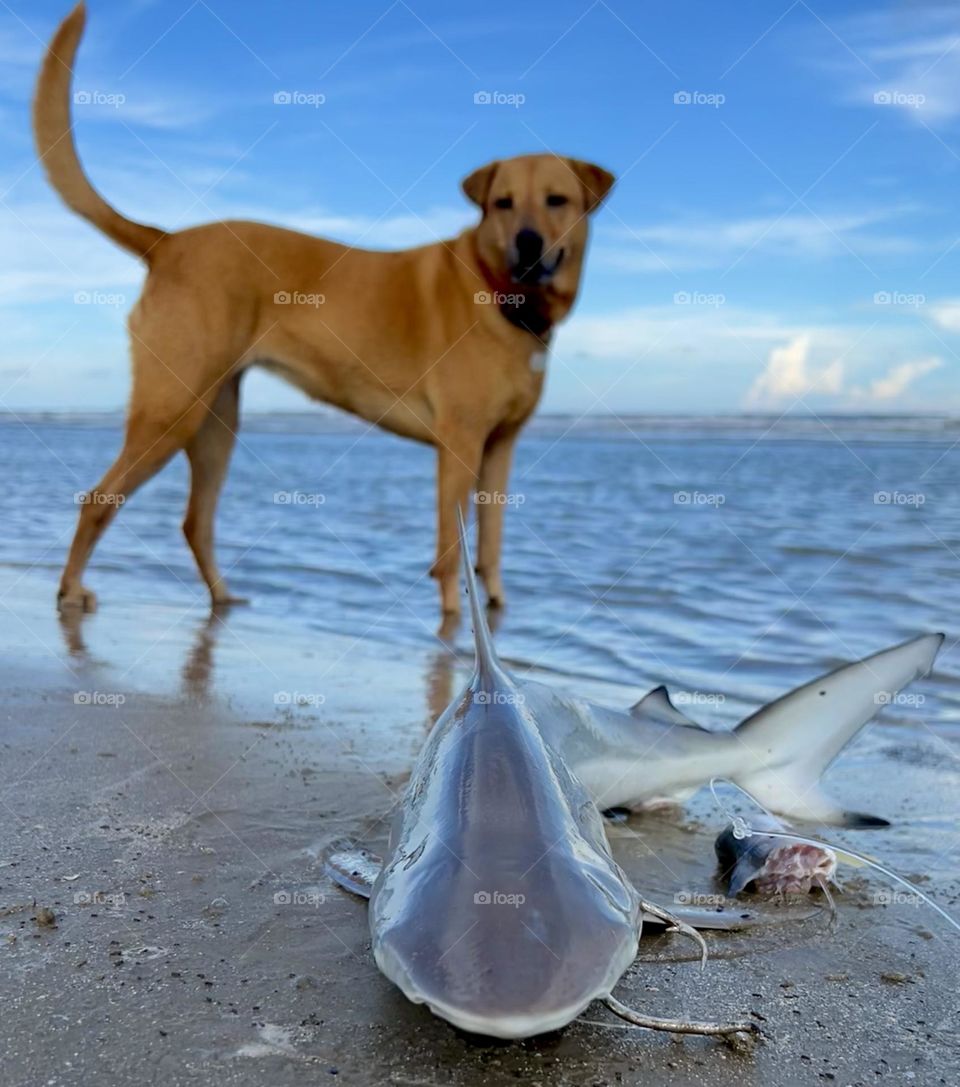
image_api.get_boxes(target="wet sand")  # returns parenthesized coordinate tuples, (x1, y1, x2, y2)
(2, 569, 959, 1086)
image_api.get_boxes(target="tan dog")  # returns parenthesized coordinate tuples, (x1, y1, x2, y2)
(34, 5, 614, 617)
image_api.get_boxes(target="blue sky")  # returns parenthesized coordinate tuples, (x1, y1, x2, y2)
(3, 0, 960, 413)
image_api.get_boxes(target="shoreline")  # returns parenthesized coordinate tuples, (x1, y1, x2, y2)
(3, 410, 960, 440)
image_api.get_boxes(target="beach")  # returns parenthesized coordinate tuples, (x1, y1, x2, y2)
(2, 416, 960, 1085)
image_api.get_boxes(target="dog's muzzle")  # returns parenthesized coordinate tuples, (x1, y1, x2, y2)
(510, 229, 564, 285)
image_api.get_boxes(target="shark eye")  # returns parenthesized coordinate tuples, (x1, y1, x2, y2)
(493, 195, 513, 210)
(546, 193, 569, 207)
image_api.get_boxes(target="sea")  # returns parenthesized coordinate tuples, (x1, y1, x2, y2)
(4, 410, 960, 727)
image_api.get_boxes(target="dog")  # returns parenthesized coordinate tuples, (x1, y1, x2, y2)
(34, 4, 614, 617)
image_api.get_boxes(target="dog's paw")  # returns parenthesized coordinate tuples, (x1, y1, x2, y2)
(57, 585, 97, 613)
(211, 593, 249, 610)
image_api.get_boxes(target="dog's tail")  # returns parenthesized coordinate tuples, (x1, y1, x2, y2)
(33, 3, 166, 260)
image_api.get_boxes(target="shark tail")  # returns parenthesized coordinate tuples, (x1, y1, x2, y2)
(455, 505, 504, 682)
(727, 633, 943, 827)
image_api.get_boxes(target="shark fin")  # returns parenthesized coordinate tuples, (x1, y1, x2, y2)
(630, 685, 702, 728)
(729, 633, 943, 826)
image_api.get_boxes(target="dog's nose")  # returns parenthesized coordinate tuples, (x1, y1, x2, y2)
(514, 229, 544, 264)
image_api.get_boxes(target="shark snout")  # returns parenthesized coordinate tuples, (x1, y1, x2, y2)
(374, 877, 639, 1038)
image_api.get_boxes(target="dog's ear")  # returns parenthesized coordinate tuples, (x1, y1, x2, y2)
(461, 160, 499, 208)
(567, 159, 615, 213)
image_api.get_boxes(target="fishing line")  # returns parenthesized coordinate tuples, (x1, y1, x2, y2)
(708, 777, 960, 935)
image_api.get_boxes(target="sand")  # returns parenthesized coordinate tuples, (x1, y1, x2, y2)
(1, 568, 958, 1086)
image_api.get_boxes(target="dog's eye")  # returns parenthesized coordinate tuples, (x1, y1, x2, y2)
(493, 196, 513, 210)
(546, 194, 569, 207)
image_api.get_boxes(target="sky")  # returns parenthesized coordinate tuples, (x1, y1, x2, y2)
(3, 0, 960, 414)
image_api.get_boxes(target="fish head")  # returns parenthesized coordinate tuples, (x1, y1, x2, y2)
(751, 841, 837, 895)
(717, 821, 837, 896)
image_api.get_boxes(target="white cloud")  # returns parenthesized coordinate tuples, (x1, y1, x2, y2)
(72, 97, 221, 131)
(861, 356, 943, 400)
(599, 205, 920, 274)
(279, 206, 473, 248)
(0, 28, 43, 96)
(825, 9, 960, 125)
(930, 298, 960, 332)
(744, 335, 844, 407)
(744, 335, 942, 409)
(557, 304, 817, 365)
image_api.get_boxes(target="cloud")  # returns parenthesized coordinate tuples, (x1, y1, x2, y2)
(744, 335, 942, 409)
(929, 298, 960, 332)
(860, 356, 943, 400)
(744, 335, 844, 407)
(71, 96, 222, 131)
(825, 9, 960, 125)
(599, 205, 920, 274)
(0, 28, 43, 96)
(279, 206, 473, 248)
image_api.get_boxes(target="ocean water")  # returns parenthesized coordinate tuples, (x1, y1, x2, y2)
(4, 412, 960, 728)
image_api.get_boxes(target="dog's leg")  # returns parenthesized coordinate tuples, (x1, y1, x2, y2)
(59, 393, 213, 612)
(183, 376, 246, 607)
(431, 435, 484, 615)
(476, 423, 522, 607)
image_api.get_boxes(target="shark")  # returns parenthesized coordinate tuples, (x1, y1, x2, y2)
(516, 633, 943, 826)
(325, 509, 757, 1040)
